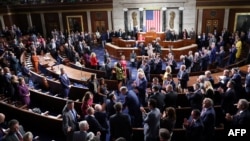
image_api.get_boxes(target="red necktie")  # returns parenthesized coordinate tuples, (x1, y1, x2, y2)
(16, 131, 23, 141)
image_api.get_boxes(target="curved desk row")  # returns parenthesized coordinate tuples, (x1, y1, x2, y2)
(112, 37, 195, 49)
(106, 42, 198, 60)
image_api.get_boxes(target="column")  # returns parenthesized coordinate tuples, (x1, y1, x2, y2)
(40, 13, 46, 38)
(162, 7, 167, 32)
(179, 7, 184, 34)
(139, 8, 143, 32)
(27, 13, 32, 28)
(197, 9, 203, 34)
(87, 11, 92, 32)
(58, 12, 64, 32)
(0, 15, 5, 29)
(107, 10, 112, 30)
(123, 8, 128, 32)
(223, 8, 230, 29)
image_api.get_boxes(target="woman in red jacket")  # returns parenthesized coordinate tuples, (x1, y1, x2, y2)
(90, 52, 98, 69)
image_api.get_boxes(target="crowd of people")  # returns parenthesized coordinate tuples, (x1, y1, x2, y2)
(1, 23, 250, 141)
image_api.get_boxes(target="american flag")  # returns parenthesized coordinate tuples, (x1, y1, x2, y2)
(146, 10, 161, 32)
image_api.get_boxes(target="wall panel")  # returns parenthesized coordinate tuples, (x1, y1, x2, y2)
(202, 9, 225, 34)
(44, 13, 59, 37)
(62, 12, 87, 33)
(31, 13, 43, 35)
(90, 11, 108, 32)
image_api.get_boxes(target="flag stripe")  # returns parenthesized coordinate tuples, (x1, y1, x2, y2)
(146, 10, 160, 32)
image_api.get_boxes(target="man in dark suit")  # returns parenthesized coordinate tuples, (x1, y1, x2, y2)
(59, 68, 72, 98)
(73, 120, 88, 141)
(4, 119, 25, 141)
(218, 69, 231, 91)
(200, 98, 216, 141)
(136, 72, 148, 107)
(62, 100, 79, 141)
(85, 107, 106, 137)
(163, 84, 178, 109)
(149, 85, 165, 112)
(109, 102, 132, 141)
(225, 99, 250, 138)
(183, 109, 204, 141)
(177, 65, 189, 93)
(245, 66, 250, 100)
(94, 104, 108, 141)
(141, 98, 161, 141)
(121, 86, 142, 127)
(186, 83, 203, 110)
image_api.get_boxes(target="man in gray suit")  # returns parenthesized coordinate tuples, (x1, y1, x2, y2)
(4, 119, 25, 141)
(73, 120, 88, 141)
(141, 98, 161, 141)
(62, 100, 79, 141)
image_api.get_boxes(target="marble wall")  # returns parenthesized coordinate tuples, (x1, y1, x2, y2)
(113, 0, 196, 33)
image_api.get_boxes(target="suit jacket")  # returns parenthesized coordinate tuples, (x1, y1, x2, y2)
(245, 73, 250, 93)
(232, 109, 250, 130)
(73, 131, 87, 141)
(94, 111, 109, 130)
(221, 88, 237, 114)
(186, 89, 203, 110)
(109, 113, 132, 141)
(164, 91, 178, 108)
(185, 118, 204, 141)
(4, 125, 25, 141)
(150, 92, 165, 112)
(123, 90, 141, 117)
(143, 108, 161, 141)
(177, 70, 189, 88)
(62, 106, 78, 135)
(200, 107, 216, 137)
(59, 74, 70, 89)
(85, 115, 106, 134)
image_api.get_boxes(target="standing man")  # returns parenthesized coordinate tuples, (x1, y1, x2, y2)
(59, 68, 71, 98)
(121, 86, 142, 127)
(109, 102, 132, 141)
(62, 100, 79, 141)
(141, 98, 161, 141)
(200, 98, 216, 141)
(73, 120, 88, 141)
(177, 65, 189, 93)
(245, 65, 250, 100)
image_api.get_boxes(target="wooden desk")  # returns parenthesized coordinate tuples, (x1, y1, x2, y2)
(173, 71, 223, 88)
(38, 53, 57, 67)
(106, 43, 197, 61)
(47, 64, 95, 83)
(111, 37, 195, 48)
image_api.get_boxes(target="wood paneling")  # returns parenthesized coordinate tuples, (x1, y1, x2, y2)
(228, 8, 250, 33)
(197, 0, 250, 6)
(13, 14, 28, 32)
(202, 9, 225, 34)
(90, 11, 108, 32)
(3, 15, 11, 28)
(31, 13, 43, 35)
(44, 13, 59, 37)
(62, 12, 87, 33)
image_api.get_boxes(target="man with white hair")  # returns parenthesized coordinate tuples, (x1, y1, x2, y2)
(94, 104, 108, 141)
(73, 120, 89, 141)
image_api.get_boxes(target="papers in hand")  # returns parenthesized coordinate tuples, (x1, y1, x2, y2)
(43, 57, 51, 61)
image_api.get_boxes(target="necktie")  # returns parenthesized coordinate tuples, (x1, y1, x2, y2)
(16, 131, 23, 141)
(71, 110, 76, 121)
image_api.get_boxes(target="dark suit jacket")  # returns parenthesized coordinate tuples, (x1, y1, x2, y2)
(245, 73, 250, 93)
(164, 91, 178, 108)
(123, 90, 141, 117)
(221, 88, 237, 114)
(85, 115, 106, 134)
(185, 118, 204, 141)
(73, 131, 87, 141)
(109, 113, 132, 141)
(59, 74, 70, 89)
(232, 109, 250, 130)
(186, 89, 203, 110)
(200, 107, 216, 137)
(177, 70, 189, 89)
(150, 92, 165, 112)
(94, 111, 108, 130)
(4, 126, 25, 141)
